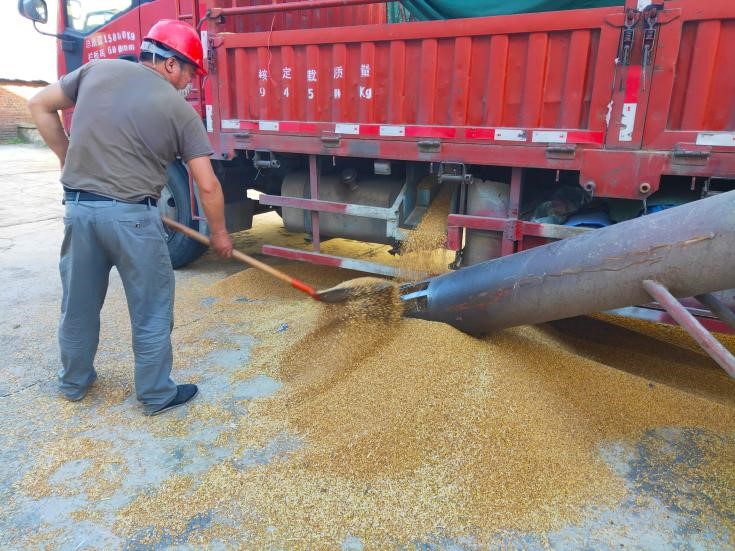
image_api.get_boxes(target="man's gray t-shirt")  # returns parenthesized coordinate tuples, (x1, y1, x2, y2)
(59, 59, 212, 202)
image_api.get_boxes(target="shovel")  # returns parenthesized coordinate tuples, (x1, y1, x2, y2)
(161, 216, 388, 303)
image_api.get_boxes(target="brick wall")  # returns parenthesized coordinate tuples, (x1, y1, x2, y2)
(0, 81, 46, 142)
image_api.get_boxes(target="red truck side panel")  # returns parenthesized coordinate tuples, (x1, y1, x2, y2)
(214, 7, 619, 134)
(208, 0, 386, 32)
(643, 1, 735, 152)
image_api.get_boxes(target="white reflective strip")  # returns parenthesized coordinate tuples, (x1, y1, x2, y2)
(259, 121, 279, 131)
(221, 119, 240, 129)
(343, 204, 395, 219)
(379, 125, 405, 137)
(637, 0, 652, 9)
(532, 131, 567, 143)
(619, 103, 637, 142)
(206, 105, 213, 133)
(335, 123, 360, 135)
(338, 258, 399, 277)
(696, 132, 735, 147)
(494, 128, 526, 142)
(200, 31, 208, 59)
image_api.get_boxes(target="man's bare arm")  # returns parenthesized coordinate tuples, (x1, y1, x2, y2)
(186, 156, 233, 258)
(27, 83, 75, 168)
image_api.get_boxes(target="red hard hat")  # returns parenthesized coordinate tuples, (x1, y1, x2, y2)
(143, 19, 206, 76)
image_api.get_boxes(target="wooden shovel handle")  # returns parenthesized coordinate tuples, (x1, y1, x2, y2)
(161, 216, 318, 298)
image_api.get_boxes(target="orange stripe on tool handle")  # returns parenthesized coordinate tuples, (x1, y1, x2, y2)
(161, 216, 319, 300)
(290, 278, 319, 298)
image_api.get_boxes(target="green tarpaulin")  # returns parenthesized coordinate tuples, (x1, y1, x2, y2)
(389, 0, 624, 21)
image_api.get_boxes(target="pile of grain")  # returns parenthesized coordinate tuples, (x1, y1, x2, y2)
(111, 266, 735, 547)
(596, 311, 735, 356)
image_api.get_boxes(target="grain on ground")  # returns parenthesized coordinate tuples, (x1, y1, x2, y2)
(109, 266, 735, 546)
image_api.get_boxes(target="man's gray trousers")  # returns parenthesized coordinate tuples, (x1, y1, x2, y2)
(58, 199, 178, 412)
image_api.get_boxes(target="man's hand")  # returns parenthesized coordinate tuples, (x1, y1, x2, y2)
(210, 229, 233, 258)
(28, 83, 74, 168)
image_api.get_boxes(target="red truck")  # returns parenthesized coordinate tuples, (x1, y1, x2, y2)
(19, 0, 735, 333)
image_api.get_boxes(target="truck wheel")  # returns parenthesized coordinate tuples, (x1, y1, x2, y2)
(159, 161, 207, 268)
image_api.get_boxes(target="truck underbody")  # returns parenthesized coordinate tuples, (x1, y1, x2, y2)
(31, 0, 735, 354)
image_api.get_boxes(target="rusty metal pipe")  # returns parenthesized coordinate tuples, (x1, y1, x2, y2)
(207, 0, 388, 18)
(644, 281, 735, 377)
(403, 190, 735, 336)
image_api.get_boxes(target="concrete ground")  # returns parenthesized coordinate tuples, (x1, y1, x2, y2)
(1, 145, 734, 549)
(0, 145, 250, 548)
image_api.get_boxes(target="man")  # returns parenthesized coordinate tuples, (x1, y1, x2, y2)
(28, 19, 233, 416)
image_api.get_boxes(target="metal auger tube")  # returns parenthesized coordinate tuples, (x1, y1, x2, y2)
(402, 190, 735, 338)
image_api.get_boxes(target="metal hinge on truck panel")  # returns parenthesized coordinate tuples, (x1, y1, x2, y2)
(641, 5, 660, 90)
(205, 34, 224, 74)
(321, 133, 341, 148)
(608, 3, 669, 149)
(253, 151, 281, 170)
(436, 163, 472, 185)
(619, 8, 640, 66)
(545, 144, 577, 160)
(671, 146, 711, 166)
(617, 4, 660, 71)
(418, 139, 441, 154)
(199, 9, 224, 30)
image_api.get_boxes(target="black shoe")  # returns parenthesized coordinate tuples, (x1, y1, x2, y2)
(147, 384, 199, 416)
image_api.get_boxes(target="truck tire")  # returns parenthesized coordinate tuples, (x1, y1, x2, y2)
(159, 161, 207, 268)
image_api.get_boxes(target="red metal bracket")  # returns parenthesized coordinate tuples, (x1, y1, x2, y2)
(504, 220, 524, 243)
(448, 214, 590, 241)
(446, 226, 462, 251)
